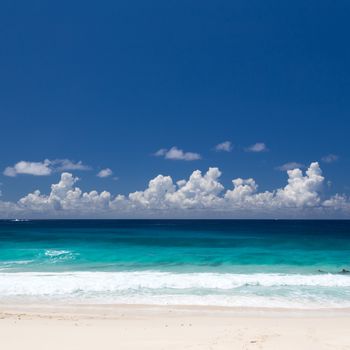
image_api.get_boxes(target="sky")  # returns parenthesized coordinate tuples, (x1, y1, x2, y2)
(0, 0, 349, 218)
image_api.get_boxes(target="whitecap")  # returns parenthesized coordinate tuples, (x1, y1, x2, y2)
(44, 250, 72, 257)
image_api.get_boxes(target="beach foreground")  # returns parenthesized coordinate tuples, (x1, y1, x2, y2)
(1, 305, 349, 350)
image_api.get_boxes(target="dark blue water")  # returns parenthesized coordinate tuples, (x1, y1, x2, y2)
(0, 220, 349, 308)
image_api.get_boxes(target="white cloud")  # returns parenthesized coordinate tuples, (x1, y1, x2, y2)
(3, 159, 91, 177)
(0, 162, 349, 218)
(245, 143, 268, 152)
(215, 141, 233, 152)
(4, 160, 52, 177)
(166, 168, 224, 209)
(97, 168, 113, 178)
(323, 194, 350, 211)
(322, 154, 339, 163)
(274, 162, 324, 208)
(276, 162, 304, 171)
(18, 172, 112, 212)
(129, 175, 176, 209)
(224, 162, 324, 210)
(54, 159, 91, 171)
(154, 147, 201, 161)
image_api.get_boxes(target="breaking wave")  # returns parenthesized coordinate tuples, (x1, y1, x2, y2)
(0, 271, 349, 308)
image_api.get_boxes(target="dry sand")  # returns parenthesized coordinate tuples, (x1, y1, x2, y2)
(0, 304, 349, 349)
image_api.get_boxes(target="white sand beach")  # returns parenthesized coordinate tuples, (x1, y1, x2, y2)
(1, 304, 349, 350)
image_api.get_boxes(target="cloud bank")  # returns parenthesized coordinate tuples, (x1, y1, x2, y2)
(0, 162, 349, 219)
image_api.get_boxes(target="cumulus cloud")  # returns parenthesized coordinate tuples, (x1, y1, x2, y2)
(322, 154, 339, 163)
(97, 168, 113, 178)
(18, 173, 112, 213)
(274, 162, 324, 208)
(276, 162, 304, 171)
(154, 147, 201, 161)
(129, 168, 224, 210)
(0, 162, 349, 218)
(129, 175, 176, 209)
(3, 159, 91, 177)
(215, 141, 233, 152)
(245, 143, 268, 152)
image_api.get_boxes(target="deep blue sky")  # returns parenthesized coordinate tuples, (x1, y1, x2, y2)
(0, 0, 349, 201)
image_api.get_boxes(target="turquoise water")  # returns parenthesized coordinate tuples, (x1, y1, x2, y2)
(0, 220, 350, 308)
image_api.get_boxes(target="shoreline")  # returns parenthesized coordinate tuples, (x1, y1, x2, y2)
(2, 302, 350, 317)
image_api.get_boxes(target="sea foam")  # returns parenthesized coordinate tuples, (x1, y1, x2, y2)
(0, 271, 349, 308)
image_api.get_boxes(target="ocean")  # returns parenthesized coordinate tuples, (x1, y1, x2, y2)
(0, 219, 350, 309)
